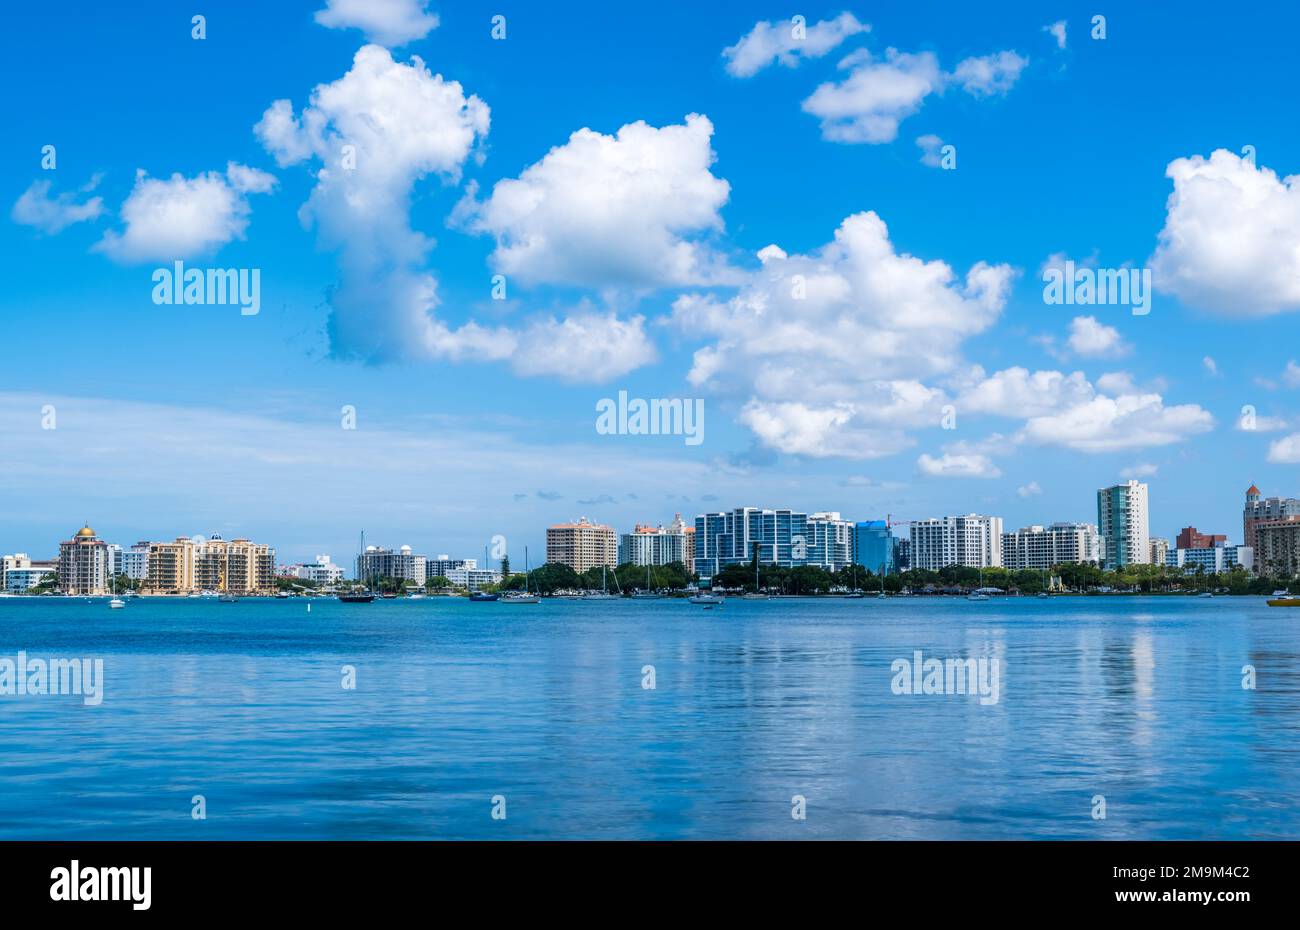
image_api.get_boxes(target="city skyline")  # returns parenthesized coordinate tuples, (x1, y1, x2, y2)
(5, 3, 1300, 566)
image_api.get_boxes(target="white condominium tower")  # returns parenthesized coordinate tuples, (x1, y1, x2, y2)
(908, 514, 1004, 570)
(1097, 480, 1150, 570)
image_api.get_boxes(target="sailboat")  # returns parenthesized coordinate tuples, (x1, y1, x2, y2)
(967, 568, 990, 601)
(108, 564, 125, 609)
(741, 546, 771, 599)
(502, 546, 541, 603)
(631, 561, 663, 599)
(843, 563, 865, 598)
(583, 564, 620, 600)
(877, 563, 887, 598)
(339, 531, 377, 603)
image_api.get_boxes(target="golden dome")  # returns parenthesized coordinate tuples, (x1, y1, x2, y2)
(75, 525, 96, 538)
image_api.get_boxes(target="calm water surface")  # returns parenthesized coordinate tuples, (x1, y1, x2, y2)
(1, 595, 1297, 839)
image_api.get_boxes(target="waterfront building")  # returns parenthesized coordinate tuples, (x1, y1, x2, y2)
(2, 554, 57, 592)
(444, 567, 502, 592)
(1175, 526, 1226, 549)
(284, 554, 343, 586)
(895, 538, 910, 571)
(1097, 481, 1150, 570)
(619, 519, 692, 567)
(58, 525, 112, 595)
(1255, 522, 1300, 578)
(143, 538, 197, 594)
(805, 512, 855, 571)
(546, 517, 618, 572)
(1002, 522, 1102, 570)
(693, 507, 812, 579)
(356, 545, 426, 586)
(853, 520, 898, 574)
(143, 535, 276, 595)
(1149, 537, 1170, 566)
(908, 515, 1004, 571)
(1242, 485, 1300, 571)
(427, 555, 476, 578)
(1166, 544, 1253, 573)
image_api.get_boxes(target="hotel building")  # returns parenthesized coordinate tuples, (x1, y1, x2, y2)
(1098, 481, 1150, 570)
(908, 515, 1004, 571)
(546, 517, 618, 572)
(57, 525, 112, 595)
(1002, 522, 1102, 570)
(1243, 485, 1300, 571)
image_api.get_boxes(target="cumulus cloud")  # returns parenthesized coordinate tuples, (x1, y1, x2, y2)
(671, 210, 1012, 457)
(11, 176, 104, 234)
(1203, 355, 1218, 375)
(94, 163, 274, 263)
(803, 46, 1025, 143)
(510, 311, 657, 383)
(1020, 392, 1213, 452)
(916, 134, 947, 168)
(1067, 315, 1128, 357)
(454, 114, 734, 290)
(255, 44, 498, 362)
(722, 12, 868, 77)
(1284, 359, 1300, 387)
(1151, 149, 1300, 315)
(314, 0, 439, 46)
(1122, 462, 1159, 478)
(956, 366, 1093, 418)
(918, 447, 1002, 478)
(1043, 20, 1067, 50)
(1268, 433, 1300, 463)
(1017, 480, 1042, 497)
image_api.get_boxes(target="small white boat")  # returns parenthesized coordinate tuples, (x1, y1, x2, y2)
(1197, 592, 1214, 599)
(688, 593, 723, 605)
(741, 593, 771, 600)
(109, 597, 125, 609)
(967, 592, 990, 601)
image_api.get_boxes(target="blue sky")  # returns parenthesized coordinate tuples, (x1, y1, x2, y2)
(3, 1, 1299, 564)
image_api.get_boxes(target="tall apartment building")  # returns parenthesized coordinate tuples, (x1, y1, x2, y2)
(1002, 522, 1102, 570)
(908, 515, 1004, 571)
(1255, 523, 1300, 578)
(58, 525, 112, 595)
(357, 545, 426, 585)
(1097, 481, 1150, 570)
(1243, 485, 1300, 571)
(1149, 537, 1170, 566)
(693, 507, 851, 578)
(853, 521, 898, 574)
(143, 535, 276, 595)
(619, 516, 693, 568)
(546, 517, 618, 572)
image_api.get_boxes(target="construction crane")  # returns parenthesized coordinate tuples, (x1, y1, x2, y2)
(886, 514, 915, 530)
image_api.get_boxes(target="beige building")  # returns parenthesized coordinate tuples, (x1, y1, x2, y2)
(546, 517, 618, 572)
(1255, 523, 1300, 579)
(143, 535, 276, 595)
(58, 525, 112, 595)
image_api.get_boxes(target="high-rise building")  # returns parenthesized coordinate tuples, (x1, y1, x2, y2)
(546, 517, 618, 572)
(908, 515, 1004, 570)
(853, 521, 898, 574)
(1243, 485, 1300, 572)
(619, 516, 693, 568)
(356, 545, 426, 586)
(1002, 522, 1102, 570)
(58, 525, 111, 595)
(693, 507, 849, 578)
(1255, 523, 1300, 578)
(143, 538, 197, 594)
(1149, 537, 1170, 566)
(143, 535, 276, 595)
(1097, 481, 1150, 570)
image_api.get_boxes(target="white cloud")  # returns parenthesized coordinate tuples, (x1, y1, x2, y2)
(920, 447, 998, 481)
(1122, 462, 1159, 478)
(94, 163, 274, 263)
(723, 13, 869, 77)
(1043, 21, 1067, 50)
(1021, 392, 1213, 452)
(956, 366, 1094, 418)
(1151, 149, 1300, 315)
(1067, 315, 1128, 357)
(1268, 433, 1300, 463)
(1017, 480, 1042, 497)
(255, 44, 493, 362)
(803, 46, 1026, 144)
(455, 114, 734, 290)
(671, 210, 1012, 457)
(916, 134, 946, 168)
(11, 176, 104, 234)
(510, 312, 657, 383)
(1284, 359, 1300, 387)
(313, 0, 439, 47)
(950, 50, 1029, 96)
(1203, 355, 1218, 375)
